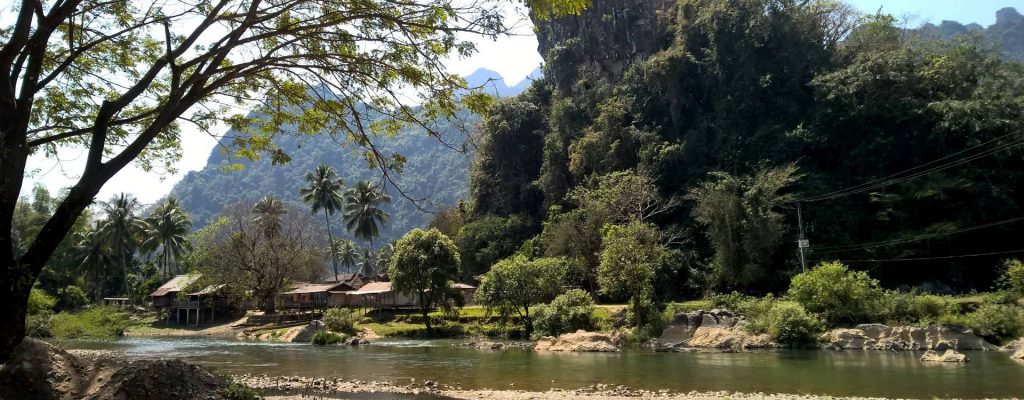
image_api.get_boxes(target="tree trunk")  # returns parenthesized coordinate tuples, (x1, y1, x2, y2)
(325, 210, 339, 281)
(0, 281, 30, 363)
(420, 290, 431, 334)
(524, 306, 532, 338)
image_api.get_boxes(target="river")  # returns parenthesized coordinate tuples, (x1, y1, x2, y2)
(59, 337, 1024, 399)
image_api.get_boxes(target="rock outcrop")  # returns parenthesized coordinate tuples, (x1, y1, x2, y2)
(1013, 348, 1024, 360)
(920, 349, 969, 363)
(656, 310, 777, 352)
(821, 324, 996, 351)
(534, 330, 621, 352)
(282, 320, 326, 343)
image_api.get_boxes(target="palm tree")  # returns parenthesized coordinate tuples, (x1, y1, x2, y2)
(342, 181, 391, 250)
(252, 195, 286, 237)
(300, 165, 345, 281)
(75, 227, 112, 302)
(141, 198, 192, 278)
(334, 239, 362, 275)
(359, 248, 376, 277)
(97, 193, 147, 298)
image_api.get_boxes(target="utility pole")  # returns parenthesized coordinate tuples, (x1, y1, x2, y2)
(797, 202, 809, 272)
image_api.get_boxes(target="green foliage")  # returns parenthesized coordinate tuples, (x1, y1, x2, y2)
(311, 331, 347, 346)
(469, 99, 547, 219)
(1003, 259, 1024, 296)
(322, 308, 358, 334)
(47, 307, 133, 339)
(762, 302, 823, 345)
(475, 255, 567, 334)
(690, 165, 801, 290)
(390, 228, 462, 330)
(27, 288, 57, 315)
(225, 381, 264, 400)
(456, 215, 535, 277)
(531, 289, 597, 337)
(788, 261, 884, 326)
(57, 286, 90, 311)
(939, 303, 1023, 343)
(598, 221, 666, 327)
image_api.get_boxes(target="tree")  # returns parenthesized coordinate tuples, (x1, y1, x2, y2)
(475, 255, 566, 335)
(195, 202, 324, 313)
(689, 164, 801, 291)
(301, 164, 345, 280)
(141, 198, 192, 277)
(389, 228, 461, 333)
(598, 221, 666, 327)
(97, 193, 147, 299)
(251, 195, 286, 238)
(788, 261, 884, 325)
(73, 227, 112, 302)
(343, 181, 391, 249)
(334, 240, 362, 275)
(0, 0, 590, 361)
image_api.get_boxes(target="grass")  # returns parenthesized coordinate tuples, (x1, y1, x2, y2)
(46, 306, 139, 339)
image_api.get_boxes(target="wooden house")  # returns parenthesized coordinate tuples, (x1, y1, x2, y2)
(150, 274, 200, 314)
(280, 281, 357, 311)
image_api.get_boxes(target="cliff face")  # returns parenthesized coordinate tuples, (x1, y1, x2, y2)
(916, 7, 1024, 61)
(531, 0, 676, 80)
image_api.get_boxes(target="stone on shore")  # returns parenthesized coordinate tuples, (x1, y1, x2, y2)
(656, 310, 777, 351)
(534, 330, 620, 352)
(1012, 348, 1024, 360)
(920, 349, 969, 363)
(821, 324, 995, 351)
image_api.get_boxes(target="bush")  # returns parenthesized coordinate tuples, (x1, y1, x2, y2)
(1004, 259, 1024, 296)
(940, 303, 1022, 343)
(28, 288, 57, 315)
(764, 302, 822, 345)
(322, 308, 357, 333)
(788, 261, 884, 326)
(58, 286, 90, 311)
(49, 307, 132, 339)
(912, 294, 949, 322)
(225, 381, 264, 400)
(311, 331, 346, 345)
(532, 289, 597, 337)
(25, 311, 53, 338)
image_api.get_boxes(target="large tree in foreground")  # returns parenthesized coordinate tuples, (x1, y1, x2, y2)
(0, 0, 591, 361)
(389, 228, 461, 333)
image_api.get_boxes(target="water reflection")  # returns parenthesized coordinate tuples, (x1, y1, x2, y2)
(59, 337, 1024, 399)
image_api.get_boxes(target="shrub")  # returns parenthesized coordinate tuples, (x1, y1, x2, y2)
(28, 288, 57, 315)
(49, 307, 132, 339)
(940, 303, 1022, 343)
(225, 381, 264, 400)
(58, 286, 90, 311)
(912, 294, 949, 322)
(25, 311, 53, 338)
(1004, 259, 1024, 295)
(764, 302, 822, 345)
(311, 331, 346, 345)
(532, 289, 597, 337)
(322, 308, 357, 333)
(788, 261, 884, 326)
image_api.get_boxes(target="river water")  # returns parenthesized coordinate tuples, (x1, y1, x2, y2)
(60, 337, 1024, 398)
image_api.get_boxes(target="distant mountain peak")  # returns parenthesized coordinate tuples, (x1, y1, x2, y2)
(996, 7, 1022, 26)
(463, 67, 542, 98)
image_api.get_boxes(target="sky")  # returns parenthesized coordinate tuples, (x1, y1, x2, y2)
(19, 1, 1016, 205)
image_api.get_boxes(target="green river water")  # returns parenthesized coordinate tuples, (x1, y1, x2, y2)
(60, 337, 1024, 399)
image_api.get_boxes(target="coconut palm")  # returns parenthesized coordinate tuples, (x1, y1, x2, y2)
(342, 181, 391, 250)
(334, 239, 362, 275)
(300, 165, 345, 281)
(359, 248, 376, 277)
(252, 195, 286, 237)
(97, 193, 147, 298)
(141, 198, 192, 278)
(75, 227, 112, 302)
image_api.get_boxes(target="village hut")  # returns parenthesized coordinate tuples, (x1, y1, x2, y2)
(280, 281, 357, 311)
(329, 273, 366, 289)
(149, 274, 201, 316)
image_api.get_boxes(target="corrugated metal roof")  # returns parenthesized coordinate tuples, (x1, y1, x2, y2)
(150, 274, 200, 297)
(352, 281, 392, 294)
(281, 281, 352, 295)
(187, 284, 226, 296)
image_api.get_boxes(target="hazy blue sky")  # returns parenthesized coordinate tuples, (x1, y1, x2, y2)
(18, 1, 1020, 204)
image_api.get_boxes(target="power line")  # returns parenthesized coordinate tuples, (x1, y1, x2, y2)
(795, 128, 1024, 202)
(809, 216, 1024, 254)
(813, 248, 1024, 263)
